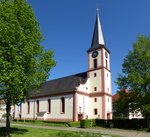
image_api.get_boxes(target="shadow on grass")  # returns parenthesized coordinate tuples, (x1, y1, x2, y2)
(0, 127, 28, 137)
(146, 128, 150, 132)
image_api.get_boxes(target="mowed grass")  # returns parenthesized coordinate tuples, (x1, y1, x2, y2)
(0, 126, 121, 137)
(0, 126, 59, 137)
(11, 120, 80, 127)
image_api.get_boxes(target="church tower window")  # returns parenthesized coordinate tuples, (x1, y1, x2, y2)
(93, 59, 97, 68)
(94, 109, 98, 115)
(94, 98, 97, 102)
(94, 87, 97, 91)
(106, 60, 108, 69)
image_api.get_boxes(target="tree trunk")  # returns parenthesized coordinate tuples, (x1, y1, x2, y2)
(6, 99, 11, 137)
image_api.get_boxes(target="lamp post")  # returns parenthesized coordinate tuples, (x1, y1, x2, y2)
(24, 96, 26, 123)
(79, 107, 81, 114)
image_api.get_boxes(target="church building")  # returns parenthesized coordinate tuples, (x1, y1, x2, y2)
(13, 8, 112, 121)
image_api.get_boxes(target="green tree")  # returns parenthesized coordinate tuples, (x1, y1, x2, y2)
(0, 0, 56, 136)
(113, 90, 130, 119)
(116, 35, 150, 122)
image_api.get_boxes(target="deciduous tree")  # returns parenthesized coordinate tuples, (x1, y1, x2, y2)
(116, 35, 150, 122)
(0, 0, 56, 136)
(113, 90, 129, 119)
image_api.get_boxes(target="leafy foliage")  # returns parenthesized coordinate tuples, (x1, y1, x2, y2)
(113, 90, 129, 119)
(115, 35, 150, 119)
(0, 0, 55, 103)
(142, 104, 150, 117)
(0, 0, 56, 136)
(116, 35, 150, 92)
(0, 0, 55, 106)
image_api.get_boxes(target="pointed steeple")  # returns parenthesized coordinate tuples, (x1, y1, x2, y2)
(88, 8, 109, 53)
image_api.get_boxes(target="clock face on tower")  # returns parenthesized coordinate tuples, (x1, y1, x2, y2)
(92, 51, 98, 58)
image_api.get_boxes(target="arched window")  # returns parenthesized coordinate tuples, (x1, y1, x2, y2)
(61, 97, 65, 113)
(27, 101, 30, 114)
(93, 59, 97, 68)
(106, 60, 108, 69)
(47, 99, 51, 113)
(36, 100, 39, 113)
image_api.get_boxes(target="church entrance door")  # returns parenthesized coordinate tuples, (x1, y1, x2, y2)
(78, 114, 83, 121)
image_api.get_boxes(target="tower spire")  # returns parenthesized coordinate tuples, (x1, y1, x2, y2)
(88, 7, 106, 52)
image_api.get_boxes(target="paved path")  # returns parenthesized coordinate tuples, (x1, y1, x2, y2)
(0, 122, 150, 137)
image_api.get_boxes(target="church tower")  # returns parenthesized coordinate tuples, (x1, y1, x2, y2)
(87, 8, 112, 119)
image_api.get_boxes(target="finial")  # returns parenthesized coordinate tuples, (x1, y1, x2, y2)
(96, 4, 99, 10)
(96, 4, 100, 16)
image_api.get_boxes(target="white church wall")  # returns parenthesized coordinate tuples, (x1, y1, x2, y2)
(77, 93, 90, 119)
(20, 99, 35, 119)
(14, 106, 18, 118)
(105, 96, 112, 114)
(89, 70, 102, 93)
(77, 94, 83, 114)
(14, 104, 22, 118)
(77, 79, 90, 93)
(104, 69, 111, 94)
(15, 94, 74, 121)
(84, 96, 90, 119)
(38, 98, 47, 112)
(90, 96, 102, 119)
(46, 94, 73, 120)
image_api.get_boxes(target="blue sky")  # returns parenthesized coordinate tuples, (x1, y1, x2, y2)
(28, 0, 150, 95)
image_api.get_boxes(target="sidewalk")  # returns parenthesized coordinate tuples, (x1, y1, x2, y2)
(0, 122, 150, 137)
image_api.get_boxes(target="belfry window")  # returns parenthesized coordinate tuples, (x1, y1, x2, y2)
(106, 60, 108, 69)
(93, 59, 97, 68)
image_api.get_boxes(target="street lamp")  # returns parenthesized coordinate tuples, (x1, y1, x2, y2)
(24, 96, 26, 123)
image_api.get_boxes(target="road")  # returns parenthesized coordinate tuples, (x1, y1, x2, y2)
(0, 122, 150, 137)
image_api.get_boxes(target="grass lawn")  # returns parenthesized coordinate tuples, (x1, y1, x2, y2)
(0, 126, 59, 137)
(0, 126, 121, 137)
(11, 120, 80, 127)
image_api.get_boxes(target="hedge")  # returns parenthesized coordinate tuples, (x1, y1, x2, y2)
(80, 119, 147, 129)
(80, 119, 96, 128)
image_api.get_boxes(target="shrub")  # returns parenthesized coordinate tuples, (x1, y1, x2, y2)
(80, 118, 148, 129)
(2, 113, 6, 118)
(80, 119, 96, 128)
(68, 121, 80, 127)
(95, 118, 147, 129)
